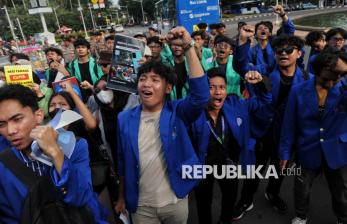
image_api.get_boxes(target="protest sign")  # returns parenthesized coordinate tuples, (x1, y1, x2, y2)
(107, 34, 145, 93)
(52, 77, 83, 99)
(4, 65, 34, 86)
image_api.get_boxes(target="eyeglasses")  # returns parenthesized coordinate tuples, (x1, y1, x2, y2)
(99, 63, 109, 67)
(275, 46, 298, 55)
(216, 42, 231, 48)
(331, 37, 345, 42)
(148, 45, 161, 49)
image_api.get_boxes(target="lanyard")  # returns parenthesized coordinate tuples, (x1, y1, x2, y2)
(207, 115, 225, 145)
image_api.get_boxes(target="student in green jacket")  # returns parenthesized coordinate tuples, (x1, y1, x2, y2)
(191, 30, 214, 71)
(207, 35, 242, 97)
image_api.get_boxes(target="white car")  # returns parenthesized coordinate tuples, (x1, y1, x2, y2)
(114, 24, 124, 33)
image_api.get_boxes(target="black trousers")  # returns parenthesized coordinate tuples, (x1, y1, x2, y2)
(195, 173, 239, 223)
(239, 134, 284, 204)
(295, 165, 347, 223)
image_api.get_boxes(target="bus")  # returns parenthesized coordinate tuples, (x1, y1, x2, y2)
(222, 0, 262, 15)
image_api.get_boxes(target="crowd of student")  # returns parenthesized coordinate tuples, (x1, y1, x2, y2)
(0, 4, 347, 224)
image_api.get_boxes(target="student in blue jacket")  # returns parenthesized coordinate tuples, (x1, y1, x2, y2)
(233, 33, 312, 219)
(114, 27, 210, 224)
(247, 5, 295, 75)
(191, 68, 272, 224)
(279, 48, 347, 224)
(0, 84, 107, 223)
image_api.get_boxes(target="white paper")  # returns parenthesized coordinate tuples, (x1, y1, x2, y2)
(119, 211, 130, 224)
(55, 110, 83, 130)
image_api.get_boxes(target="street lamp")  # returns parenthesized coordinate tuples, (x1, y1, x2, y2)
(87, 3, 97, 30)
(53, 5, 61, 30)
(2, 6, 19, 51)
(132, 0, 145, 23)
(77, 0, 88, 39)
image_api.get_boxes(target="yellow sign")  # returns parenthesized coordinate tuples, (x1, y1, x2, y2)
(91, 0, 98, 4)
(4, 65, 33, 87)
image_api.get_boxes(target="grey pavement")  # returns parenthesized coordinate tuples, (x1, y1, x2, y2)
(187, 173, 336, 224)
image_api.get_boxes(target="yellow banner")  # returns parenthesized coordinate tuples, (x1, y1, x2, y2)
(4, 65, 33, 87)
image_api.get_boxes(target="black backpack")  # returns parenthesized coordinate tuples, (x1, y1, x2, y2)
(0, 149, 96, 224)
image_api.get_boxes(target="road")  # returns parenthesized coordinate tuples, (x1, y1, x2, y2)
(123, 6, 347, 39)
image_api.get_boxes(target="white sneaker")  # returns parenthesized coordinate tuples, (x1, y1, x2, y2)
(291, 217, 307, 224)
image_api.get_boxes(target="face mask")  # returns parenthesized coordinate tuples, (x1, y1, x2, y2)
(96, 90, 114, 105)
(49, 108, 65, 119)
(0, 80, 5, 88)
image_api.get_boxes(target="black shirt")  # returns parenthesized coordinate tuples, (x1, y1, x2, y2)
(262, 48, 269, 64)
(47, 70, 58, 88)
(174, 61, 188, 99)
(218, 62, 227, 75)
(78, 62, 93, 84)
(277, 73, 294, 108)
(205, 111, 240, 165)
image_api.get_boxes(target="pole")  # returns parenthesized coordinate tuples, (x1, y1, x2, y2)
(3, 6, 18, 51)
(10, 0, 16, 10)
(22, 0, 27, 9)
(275, 0, 279, 25)
(39, 13, 49, 32)
(140, 0, 145, 22)
(116, 10, 119, 24)
(16, 17, 26, 41)
(53, 7, 61, 30)
(88, 3, 96, 30)
(77, 0, 88, 38)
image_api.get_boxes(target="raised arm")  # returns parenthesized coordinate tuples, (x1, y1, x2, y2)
(167, 27, 209, 124)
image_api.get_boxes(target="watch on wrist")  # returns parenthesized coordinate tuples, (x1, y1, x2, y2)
(183, 40, 195, 52)
(280, 13, 286, 17)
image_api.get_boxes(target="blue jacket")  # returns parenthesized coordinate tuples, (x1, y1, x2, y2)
(0, 138, 108, 224)
(262, 66, 313, 140)
(191, 83, 272, 168)
(235, 17, 295, 76)
(233, 40, 313, 138)
(117, 75, 210, 213)
(279, 78, 347, 170)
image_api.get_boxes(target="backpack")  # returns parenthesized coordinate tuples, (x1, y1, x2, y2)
(0, 149, 96, 224)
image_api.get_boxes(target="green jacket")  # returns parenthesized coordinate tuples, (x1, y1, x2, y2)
(207, 55, 241, 97)
(201, 47, 214, 72)
(67, 57, 103, 84)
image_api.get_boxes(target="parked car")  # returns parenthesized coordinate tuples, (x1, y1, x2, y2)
(302, 2, 318, 9)
(114, 24, 124, 33)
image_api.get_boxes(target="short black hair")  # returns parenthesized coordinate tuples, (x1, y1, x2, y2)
(217, 23, 226, 29)
(326, 28, 347, 41)
(147, 36, 163, 47)
(105, 35, 115, 42)
(238, 21, 247, 29)
(271, 35, 305, 50)
(138, 61, 177, 85)
(0, 84, 38, 112)
(311, 47, 344, 76)
(209, 23, 218, 30)
(255, 21, 273, 34)
(197, 22, 208, 29)
(214, 35, 235, 48)
(207, 67, 227, 83)
(9, 53, 29, 63)
(191, 30, 206, 40)
(305, 31, 326, 46)
(48, 91, 76, 111)
(44, 47, 63, 57)
(73, 38, 91, 49)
